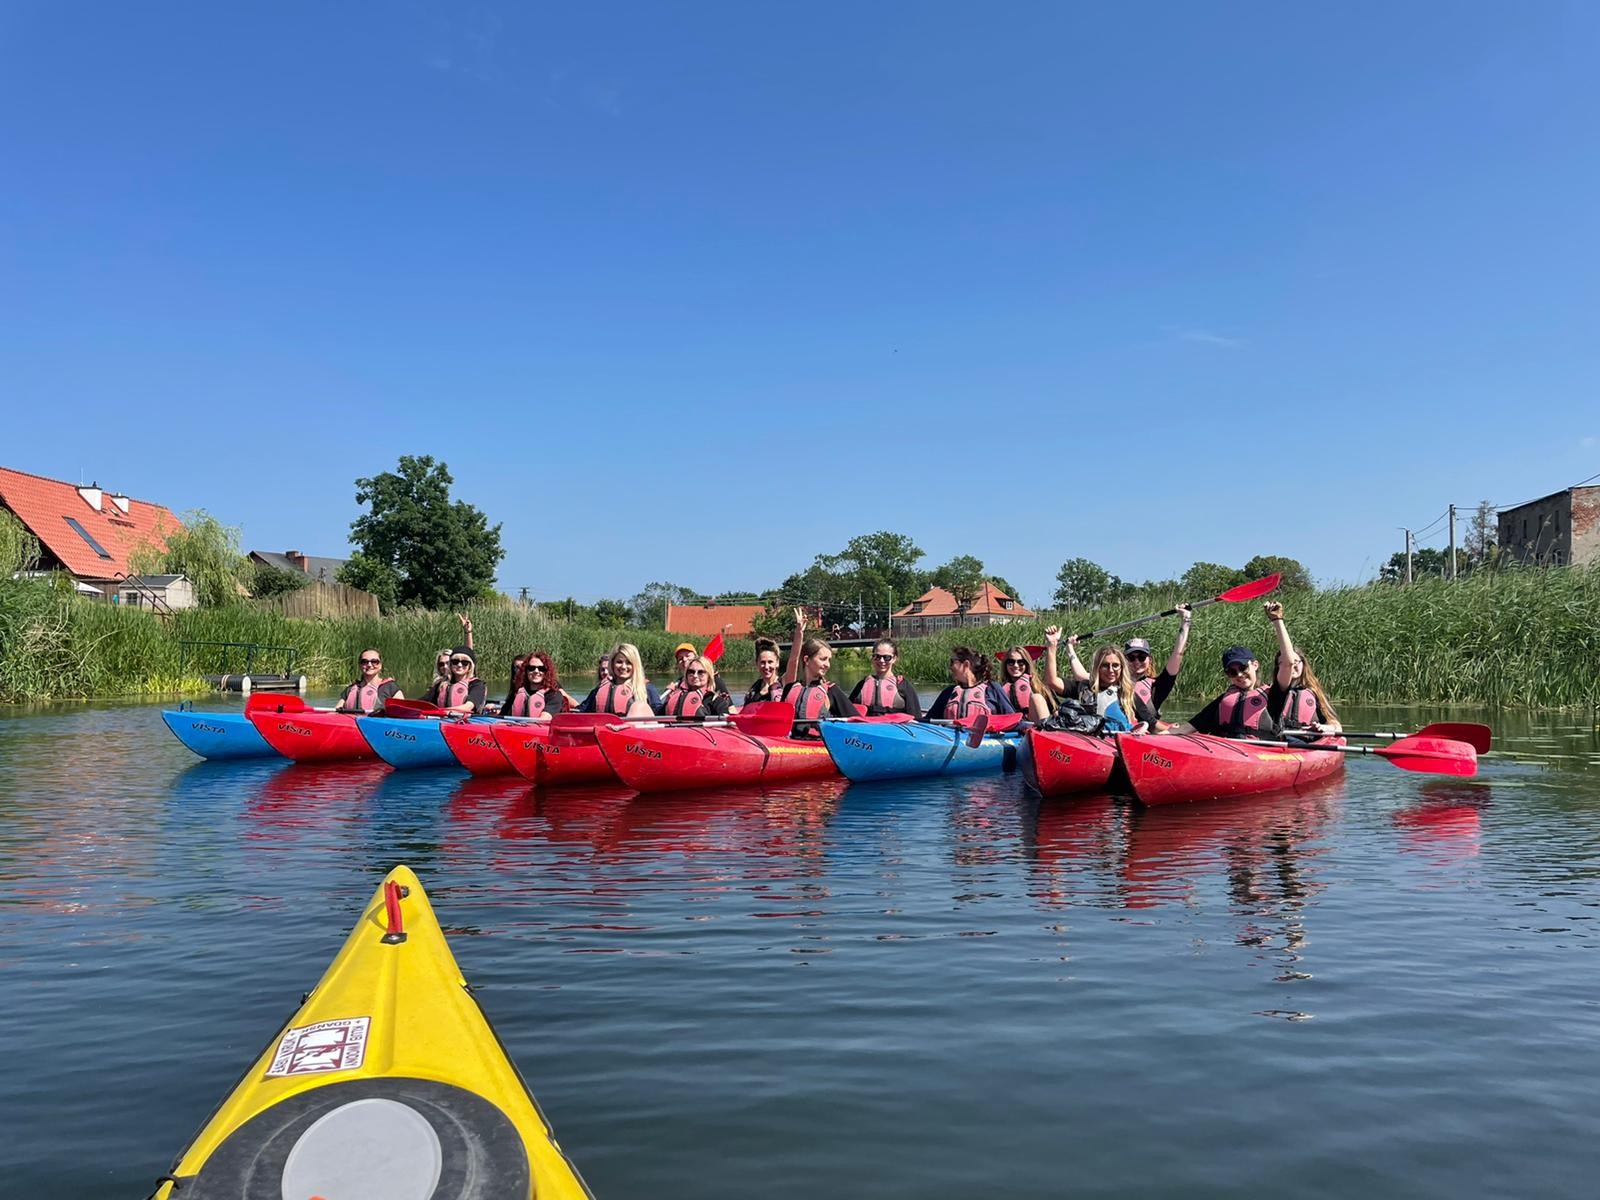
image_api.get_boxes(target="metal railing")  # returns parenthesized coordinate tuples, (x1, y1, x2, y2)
(112, 572, 175, 623)
(178, 640, 300, 679)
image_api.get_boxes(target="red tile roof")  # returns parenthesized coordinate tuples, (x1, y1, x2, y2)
(665, 603, 768, 639)
(892, 582, 1034, 619)
(0, 465, 180, 580)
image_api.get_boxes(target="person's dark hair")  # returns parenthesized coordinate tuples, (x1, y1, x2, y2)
(525, 650, 560, 692)
(873, 637, 899, 657)
(754, 636, 779, 656)
(949, 645, 991, 684)
(508, 655, 527, 694)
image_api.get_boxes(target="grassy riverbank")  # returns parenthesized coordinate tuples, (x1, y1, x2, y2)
(3, 566, 1597, 709)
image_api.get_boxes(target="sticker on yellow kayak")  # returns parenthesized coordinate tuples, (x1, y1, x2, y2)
(266, 1016, 370, 1077)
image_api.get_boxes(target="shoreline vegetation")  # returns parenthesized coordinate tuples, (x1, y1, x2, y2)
(3, 565, 1598, 711)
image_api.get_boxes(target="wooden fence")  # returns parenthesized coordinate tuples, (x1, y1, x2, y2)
(255, 579, 380, 620)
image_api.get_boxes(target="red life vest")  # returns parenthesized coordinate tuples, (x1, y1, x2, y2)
(786, 681, 832, 722)
(593, 681, 635, 716)
(1217, 687, 1273, 736)
(511, 687, 549, 718)
(859, 675, 901, 712)
(946, 684, 990, 720)
(341, 677, 394, 714)
(663, 685, 709, 719)
(442, 678, 478, 709)
(1278, 686, 1319, 730)
(1003, 676, 1032, 713)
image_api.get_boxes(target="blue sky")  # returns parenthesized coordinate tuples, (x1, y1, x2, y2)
(3, 2, 1596, 608)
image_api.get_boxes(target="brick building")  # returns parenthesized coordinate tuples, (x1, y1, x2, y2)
(1496, 485, 1600, 567)
(890, 582, 1033, 638)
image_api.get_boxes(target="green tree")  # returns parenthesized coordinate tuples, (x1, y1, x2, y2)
(0, 509, 41, 575)
(337, 550, 400, 611)
(344, 456, 503, 610)
(1180, 561, 1246, 597)
(985, 575, 1022, 605)
(628, 581, 703, 629)
(134, 509, 248, 607)
(592, 598, 631, 627)
(250, 562, 309, 598)
(1378, 547, 1466, 583)
(1241, 554, 1312, 592)
(1464, 499, 1498, 567)
(1053, 558, 1118, 609)
(931, 555, 987, 625)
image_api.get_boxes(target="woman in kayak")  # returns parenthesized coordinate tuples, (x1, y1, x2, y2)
(497, 655, 529, 714)
(743, 637, 787, 706)
(1042, 631, 1138, 730)
(335, 649, 403, 715)
(1123, 603, 1193, 729)
(1168, 601, 1303, 738)
(1270, 616, 1342, 736)
(660, 655, 733, 719)
(505, 652, 566, 719)
(781, 610, 857, 734)
(422, 649, 451, 706)
(579, 643, 658, 718)
(997, 646, 1053, 720)
(924, 648, 1017, 721)
(436, 646, 488, 715)
(850, 638, 923, 718)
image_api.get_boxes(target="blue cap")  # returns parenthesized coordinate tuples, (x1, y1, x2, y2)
(1221, 645, 1255, 669)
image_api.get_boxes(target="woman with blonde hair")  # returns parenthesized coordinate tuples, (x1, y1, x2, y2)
(578, 642, 658, 718)
(660, 655, 732, 720)
(1042, 630, 1137, 731)
(997, 646, 1054, 721)
(781, 609, 858, 734)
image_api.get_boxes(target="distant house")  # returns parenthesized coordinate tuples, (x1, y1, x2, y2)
(249, 549, 351, 584)
(891, 582, 1034, 638)
(664, 602, 767, 639)
(0, 465, 181, 597)
(1497, 486, 1600, 567)
(117, 574, 196, 610)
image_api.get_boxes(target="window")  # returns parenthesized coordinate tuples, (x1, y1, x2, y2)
(63, 516, 113, 559)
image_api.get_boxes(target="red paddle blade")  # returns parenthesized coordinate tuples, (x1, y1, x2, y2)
(1376, 735, 1478, 777)
(731, 708, 794, 738)
(983, 713, 1024, 734)
(704, 634, 725, 663)
(1217, 573, 1281, 603)
(1416, 722, 1493, 754)
(245, 693, 309, 714)
(963, 712, 990, 748)
(383, 698, 442, 719)
(550, 713, 611, 734)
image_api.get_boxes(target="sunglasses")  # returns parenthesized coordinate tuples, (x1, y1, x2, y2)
(450, 657, 473, 667)
(686, 669, 708, 677)
(1006, 658, 1028, 667)
(436, 659, 449, 668)
(1126, 651, 1150, 661)
(872, 653, 895, 661)
(1224, 663, 1252, 676)
(360, 657, 381, 666)
(526, 664, 546, 674)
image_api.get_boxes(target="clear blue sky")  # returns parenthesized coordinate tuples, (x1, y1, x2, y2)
(4, 2, 1596, 608)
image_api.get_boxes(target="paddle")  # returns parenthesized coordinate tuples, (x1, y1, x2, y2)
(245, 693, 312, 714)
(1224, 734, 1478, 777)
(1068, 572, 1283, 643)
(1333, 722, 1492, 754)
(383, 698, 444, 719)
(954, 711, 1024, 735)
(963, 711, 990, 748)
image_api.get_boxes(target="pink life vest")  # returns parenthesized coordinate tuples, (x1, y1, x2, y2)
(786, 681, 832, 722)
(511, 687, 549, 718)
(1134, 677, 1154, 708)
(664, 686, 711, 719)
(593, 681, 635, 716)
(946, 684, 991, 720)
(1217, 687, 1272, 735)
(341, 677, 394, 714)
(859, 675, 901, 713)
(1278, 686, 1319, 730)
(442, 678, 478, 710)
(1004, 676, 1032, 713)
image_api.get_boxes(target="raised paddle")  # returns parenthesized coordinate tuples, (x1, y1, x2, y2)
(1225, 734, 1478, 777)
(1067, 572, 1283, 643)
(1331, 722, 1492, 754)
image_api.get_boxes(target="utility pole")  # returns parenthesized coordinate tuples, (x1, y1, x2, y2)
(1448, 504, 1458, 579)
(1404, 529, 1414, 584)
(518, 587, 529, 606)
(857, 594, 864, 634)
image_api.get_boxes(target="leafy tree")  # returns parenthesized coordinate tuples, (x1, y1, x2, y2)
(1241, 554, 1312, 592)
(592, 598, 631, 627)
(628, 581, 703, 629)
(1052, 558, 1119, 609)
(1179, 561, 1246, 597)
(133, 509, 249, 608)
(1465, 499, 1498, 567)
(985, 575, 1022, 605)
(250, 562, 309, 598)
(344, 456, 503, 610)
(0, 509, 41, 575)
(932, 555, 987, 625)
(1378, 547, 1467, 583)
(337, 550, 400, 611)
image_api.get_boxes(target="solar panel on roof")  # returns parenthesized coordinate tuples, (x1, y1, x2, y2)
(64, 516, 114, 559)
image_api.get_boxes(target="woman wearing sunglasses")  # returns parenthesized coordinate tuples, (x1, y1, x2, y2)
(506, 651, 566, 719)
(923, 647, 1017, 721)
(335, 649, 403, 714)
(1270, 630, 1342, 736)
(1041, 631, 1138, 731)
(433, 646, 488, 715)
(422, 649, 452, 706)
(849, 639, 923, 718)
(579, 643, 660, 718)
(661, 655, 732, 719)
(996, 646, 1053, 721)
(1168, 601, 1309, 737)
(1122, 602, 1192, 729)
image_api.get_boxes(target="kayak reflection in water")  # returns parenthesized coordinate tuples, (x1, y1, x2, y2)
(781, 608, 857, 737)
(1042, 630, 1136, 731)
(1168, 601, 1336, 739)
(923, 646, 1017, 722)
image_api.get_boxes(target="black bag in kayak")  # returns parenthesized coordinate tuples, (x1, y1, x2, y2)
(1036, 697, 1107, 736)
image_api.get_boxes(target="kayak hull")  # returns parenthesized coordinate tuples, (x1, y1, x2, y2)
(494, 723, 614, 786)
(595, 723, 838, 792)
(1021, 729, 1122, 797)
(161, 709, 278, 760)
(818, 720, 1019, 782)
(1117, 732, 1346, 806)
(152, 865, 590, 1200)
(247, 709, 375, 763)
(441, 718, 519, 776)
(357, 715, 461, 769)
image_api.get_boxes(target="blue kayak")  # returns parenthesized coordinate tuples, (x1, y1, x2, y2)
(161, 709, 278, 760)
(355, 715, 460, 769)
(819, 720, 1021, 782)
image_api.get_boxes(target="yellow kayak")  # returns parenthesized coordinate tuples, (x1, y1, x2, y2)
(151, 866, 592, 1199)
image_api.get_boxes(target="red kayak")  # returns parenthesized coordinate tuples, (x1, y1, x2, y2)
(440, 718, 517, 776)
(594, 723, 838, 793)
(246, 709, 375, 763)
(1021, 729, 1122, 797)
(1117, 732, 1346, 806)
(493, 722, 614, 787)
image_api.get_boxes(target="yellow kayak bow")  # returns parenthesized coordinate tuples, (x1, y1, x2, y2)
(151, 866, 592, 1199)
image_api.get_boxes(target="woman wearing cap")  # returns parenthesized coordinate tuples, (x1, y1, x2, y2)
(660, 655, 732, 720)
(996, 646, 1054, 721)
(743, 637, 787, 706)
(436, 646, 488, 715)
(1168, 601, 1305, 738)
(781, 609, 858, 735)
(579, 643, 658, 718)
(672, 639, 729, 698)
(923, 647, 1018, 722)
(1042, 630, 1140, 730)
(1123, 603, 1193, 729)
(335, 649, 403, 715)
(506, 652, 566, 720)
(850, 638, 923, 718)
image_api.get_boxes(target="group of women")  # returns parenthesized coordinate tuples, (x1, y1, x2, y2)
(334, 599, 1340, 742)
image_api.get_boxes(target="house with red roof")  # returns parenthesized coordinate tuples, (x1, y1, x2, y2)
(0, 465, 182, 599)
(890, 582, 1034, 638)
(665, 602, 767, 640)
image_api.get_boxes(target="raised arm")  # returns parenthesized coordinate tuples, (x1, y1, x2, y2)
(1042, 625, 1068, 696)
(783, 607, 806, 686)
(1065, 634, 1090, 683)
(457, 612, 474, 651)
(1266, 601, 1295, 688)
(1165, 603, 1193, 677)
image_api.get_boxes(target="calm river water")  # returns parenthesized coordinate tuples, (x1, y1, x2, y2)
(3, 697, 1599, 1198)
